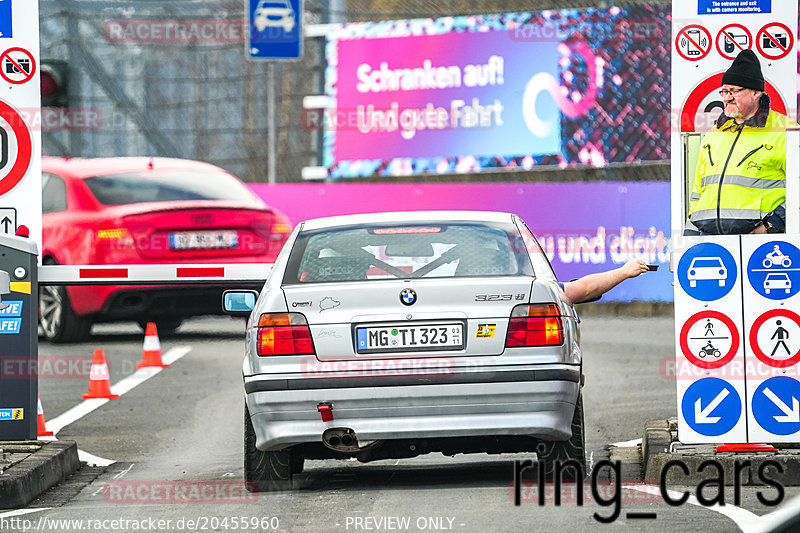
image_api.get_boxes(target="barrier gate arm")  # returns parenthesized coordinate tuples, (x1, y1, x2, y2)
(38, 263, 272, 285)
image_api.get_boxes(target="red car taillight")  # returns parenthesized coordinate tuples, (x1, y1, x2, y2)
(505, 304, 564, 347)
(257, 313, 315, 356)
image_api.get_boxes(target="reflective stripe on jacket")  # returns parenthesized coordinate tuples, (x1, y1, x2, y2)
(688, 109, 798, 234)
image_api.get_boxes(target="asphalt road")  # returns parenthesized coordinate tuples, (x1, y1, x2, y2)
(2, 315, 796, 532)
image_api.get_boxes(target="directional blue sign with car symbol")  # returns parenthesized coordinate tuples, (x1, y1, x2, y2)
(747, 241, 800, 300)
(247, 0, 302, 59)
(681, 378, 742, 436)
(677, 242, 738, 301)
(752, 377, 800, 436)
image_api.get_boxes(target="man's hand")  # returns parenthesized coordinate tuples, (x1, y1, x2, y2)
(620, 259, 649, 279)
(750, 224, 768, 234)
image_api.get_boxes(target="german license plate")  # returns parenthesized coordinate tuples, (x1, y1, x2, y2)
(169, 231, 238, 250)
(356, 323, 463, 353)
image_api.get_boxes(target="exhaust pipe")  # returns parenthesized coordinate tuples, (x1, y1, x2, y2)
(322, 428, 359, 452)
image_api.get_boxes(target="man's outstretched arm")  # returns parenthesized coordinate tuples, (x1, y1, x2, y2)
(564, 259, 649, 304)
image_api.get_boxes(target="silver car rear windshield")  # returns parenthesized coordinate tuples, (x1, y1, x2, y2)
(283, 222, 534, 284)
(84, 171, 261, 206)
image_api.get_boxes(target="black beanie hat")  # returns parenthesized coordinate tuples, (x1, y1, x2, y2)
(721, 49, 764, 91)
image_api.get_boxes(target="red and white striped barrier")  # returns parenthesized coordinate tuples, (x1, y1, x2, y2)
(38, 263, 272, 285)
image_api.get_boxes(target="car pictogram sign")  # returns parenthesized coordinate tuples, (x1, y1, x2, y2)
(716, 24, 752, 61)
(749, 309, 800, 368)
(679, 310, 740, 369)
(0, 47, 35, 85)
(677, 241, 738, 301)
(756, 22, 794, 61)
(681, 377, 742, 437)
(675, 25, 712, 62)
(747, 241, 800, 300)
(680, 74, 787, 133)
(752, 377, 800, 436)
(0, 99, 32, 197)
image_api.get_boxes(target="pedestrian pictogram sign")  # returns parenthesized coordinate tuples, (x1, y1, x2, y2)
(756, 22, 793, 60)
(749, 309, 800, 368)
(0, 99, 32, 197)
(747, 241, 800, 300)
(716, 24, 752, 61)
(752, 377, 800, 436)
(675, 25, 712, 61)
(679, 310, 740, 369)
(0, 47, 34, 85)
(681, 377, 742, 437)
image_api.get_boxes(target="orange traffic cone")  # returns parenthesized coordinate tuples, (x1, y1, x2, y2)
(82, 349, 119, 400)
(137, 322, 168, 369)
(37, 396, 54, 437)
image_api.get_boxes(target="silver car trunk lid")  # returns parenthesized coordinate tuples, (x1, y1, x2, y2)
(282, 278, 533, 361)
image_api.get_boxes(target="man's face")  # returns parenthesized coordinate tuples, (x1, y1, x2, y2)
(721, 84, 761, 122)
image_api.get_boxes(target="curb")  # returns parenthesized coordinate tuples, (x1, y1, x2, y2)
(0, 440, 80, 509)
(641, 418, 800, 487)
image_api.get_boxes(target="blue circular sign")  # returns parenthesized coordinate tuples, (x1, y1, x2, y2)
(752, 377, 800, 436)
(678, 242, 738, 301)
(681, 378, 742, 436)
(747, 241, 800, 300)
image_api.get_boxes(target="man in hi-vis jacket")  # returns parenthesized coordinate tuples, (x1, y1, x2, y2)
(685, 49, 799, 235)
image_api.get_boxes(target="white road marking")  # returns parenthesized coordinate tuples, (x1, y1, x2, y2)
(623, 484, 761, 531)
(0, 508, 51, 519)
(78, 449, 115, 467)
(611, 438, 642, 447)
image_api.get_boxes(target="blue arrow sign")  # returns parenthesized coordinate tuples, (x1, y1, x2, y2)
(747, 241, 800, 300)
(752, 377, 800, 435)
(247, 0, 302, 59)
(677, 242, 738, 301)
(681, 378, 742, 436)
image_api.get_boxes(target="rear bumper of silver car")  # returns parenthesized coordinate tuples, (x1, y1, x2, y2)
(244, 365, 580, 451)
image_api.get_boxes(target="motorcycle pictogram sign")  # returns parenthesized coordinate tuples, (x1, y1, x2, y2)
(680, 310, 739, 369)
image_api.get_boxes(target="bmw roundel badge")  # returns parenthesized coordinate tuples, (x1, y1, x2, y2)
(400, 288, 417, 306)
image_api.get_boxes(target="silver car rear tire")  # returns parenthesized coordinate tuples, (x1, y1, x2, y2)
(537, 393, 586, 480)
(244, 405, 302, 491)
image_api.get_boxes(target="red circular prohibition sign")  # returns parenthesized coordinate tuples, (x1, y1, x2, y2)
(680, 73, 788, 133)
(749, 309, 800, 368)
(680, 310, 740, 369)
(0, 99, 32, 196)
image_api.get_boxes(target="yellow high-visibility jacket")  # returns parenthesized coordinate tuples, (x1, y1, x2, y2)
(688, 109, 798, 234)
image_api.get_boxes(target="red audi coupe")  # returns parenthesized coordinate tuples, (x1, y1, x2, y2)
(40, 157, 291, 342)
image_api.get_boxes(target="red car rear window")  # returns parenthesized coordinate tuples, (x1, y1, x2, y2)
(83, 170, 261, 206)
